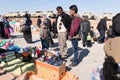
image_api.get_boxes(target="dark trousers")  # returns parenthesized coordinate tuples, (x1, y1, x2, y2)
(82, 32, 88, 47)
(71, 39, 78, 63)
(86, 40, 92, 47)
(0, 22, 5, 38)
(41, 39, 49, 49)
(23, 28, 32, 43)
(98, 30, 105, 43)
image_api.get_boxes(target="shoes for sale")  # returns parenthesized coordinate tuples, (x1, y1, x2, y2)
(54, 59, 63, 66)
(69, 62, 78, 67)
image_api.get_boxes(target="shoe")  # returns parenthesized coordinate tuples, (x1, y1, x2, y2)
(61, 55, 67, 59)
(70, 57, 73, 62)
(69, 62, 78, 67)
(83, 43, 86, 47)
(54, 60, 63, 66)
(46, 58, 55, 65)
(65, 54, 69, 58)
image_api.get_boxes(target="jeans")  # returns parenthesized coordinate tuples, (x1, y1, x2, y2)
(71, 38, 78, 63)
(98, 30, 105, 43)
(82, 32, 88, 47)
(41, 39, 49, 49)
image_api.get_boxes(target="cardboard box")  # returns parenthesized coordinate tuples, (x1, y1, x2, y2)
(35, 60, 66, 80)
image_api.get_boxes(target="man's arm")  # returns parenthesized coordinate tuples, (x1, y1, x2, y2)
(70, 17, 80, 37)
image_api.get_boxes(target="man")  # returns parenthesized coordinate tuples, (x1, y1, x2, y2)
(22, 13, 32, 43)
(0, 15, 3, 38)
(40, 14, 49, 49)
(81, 16, 91, 47)
(3, 17, 11, 39)
(97, 17, 107, 43)
(56, 6, 71, 58)
(69, 5, 81, 67)
(0, 15, 5, 38)
(37, 16, 41, 28)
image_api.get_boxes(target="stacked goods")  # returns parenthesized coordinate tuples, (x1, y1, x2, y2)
(37, 50, 63, 66)
(0, 39, 14, 49)
(21, 46, 40, 62)
(7, 45, 20, 52)
(0, 51, 16, 62)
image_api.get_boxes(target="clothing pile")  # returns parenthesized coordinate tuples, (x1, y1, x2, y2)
(38, 50, 63, 66)
(21, 46, 64, 66)
(0, 51, 16, 62)
(0, 39, 14, 49)
(0, 39, 21, 53)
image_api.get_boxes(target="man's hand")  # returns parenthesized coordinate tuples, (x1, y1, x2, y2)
(68, 36, 72, 40)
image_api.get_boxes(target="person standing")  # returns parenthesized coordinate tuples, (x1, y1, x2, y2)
(3, 17, 11, 39)
(21, 13, 32, 43)
(97, 18, 107, 43)
(81, 16, 91, 47)
(56, 6, 71, 58)
(37, 16, 41, 28)
(50, 14, 57, 38)
(40, 14, 51, 49)
(15, 20, 21, 32)
(69, 5, 81, 67)
(0, 15, 5, 38)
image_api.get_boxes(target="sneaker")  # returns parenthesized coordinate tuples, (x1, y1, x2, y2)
(70, 57, 73, 62)
(61, 55, 67, 59)
(69, 62, 78, 67)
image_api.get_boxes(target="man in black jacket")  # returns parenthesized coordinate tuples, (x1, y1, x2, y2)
(56, 6, 71, 58)
(0, 15, 5, 38)
(37, 16, 41, 28)
(81, 16, 91, 47)
(97, 18, 107, 43)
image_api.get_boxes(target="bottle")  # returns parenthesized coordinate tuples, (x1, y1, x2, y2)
(31, 47, 35, 58)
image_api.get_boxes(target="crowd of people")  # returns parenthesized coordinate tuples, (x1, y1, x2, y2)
(0, 5, 115, 67)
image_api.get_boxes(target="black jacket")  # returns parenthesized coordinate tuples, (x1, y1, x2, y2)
(97, 18, 107, 31)
(37, 18, 41, 27)
(81, 20, 90, 33)
(56, 12, 72, 32)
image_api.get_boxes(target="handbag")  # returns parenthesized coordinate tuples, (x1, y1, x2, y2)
(9, 27, 14, 33)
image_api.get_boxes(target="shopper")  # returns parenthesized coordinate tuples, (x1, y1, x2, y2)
(37, 16, 41, 28)
(21, 13, 32, 43)
(0, 15, 5, 38)
(81, 16, 91, 47)
(69, 5, 81, 67)
(3, 17, 11, 39)
(40, 14, 53, 49)
(56, 6, 71, 58)
(97, 18, 107, 43)
(50, 14, 58, 38)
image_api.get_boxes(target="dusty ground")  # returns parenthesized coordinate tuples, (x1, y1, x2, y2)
(0, 32, 105, 80)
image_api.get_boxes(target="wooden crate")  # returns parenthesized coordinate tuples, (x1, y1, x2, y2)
(35, 60, 66, 80)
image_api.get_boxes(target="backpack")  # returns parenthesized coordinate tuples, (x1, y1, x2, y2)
(112, 13, 120, 36)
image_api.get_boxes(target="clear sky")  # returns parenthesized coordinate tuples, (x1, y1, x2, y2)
(0, 0, 120, 15)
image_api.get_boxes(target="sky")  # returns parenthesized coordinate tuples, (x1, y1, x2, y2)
(0, 0, 120, 15)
